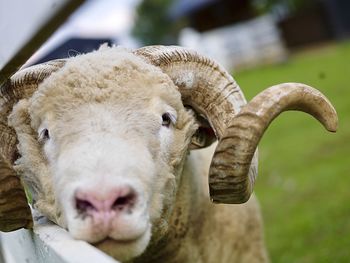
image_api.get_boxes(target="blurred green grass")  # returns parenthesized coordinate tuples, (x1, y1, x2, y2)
(234, 41, 350, 262)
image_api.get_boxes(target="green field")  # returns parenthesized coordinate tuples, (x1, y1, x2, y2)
(234, 41, 350, 262)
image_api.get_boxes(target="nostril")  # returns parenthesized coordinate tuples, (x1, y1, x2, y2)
(76, 198, 96, 214)
(74, 186, 138, 215)
(112, 192, 136, 211)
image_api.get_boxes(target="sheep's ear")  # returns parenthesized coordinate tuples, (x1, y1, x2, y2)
(189, 115, 216, 150)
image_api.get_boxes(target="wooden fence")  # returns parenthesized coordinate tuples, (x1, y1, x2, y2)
(179, 15, 288, 72)
(0, 219, 119, 263)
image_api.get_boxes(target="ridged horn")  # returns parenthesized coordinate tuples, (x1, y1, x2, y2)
(134, 46, 248, 138)
(0, 59, 66, 231)
(209, 83, 338, 203)
(0, 155, 33, 231)
(0, 60, 66, 104)
(134, 45, 260, 202)
(0, 122, 18, 164)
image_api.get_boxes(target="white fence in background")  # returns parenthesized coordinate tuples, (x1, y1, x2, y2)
(180, 15, 288, 72)
(0, 218, 119, 263)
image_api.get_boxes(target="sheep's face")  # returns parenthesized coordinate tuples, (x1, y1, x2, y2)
(9, 48, 197, 261)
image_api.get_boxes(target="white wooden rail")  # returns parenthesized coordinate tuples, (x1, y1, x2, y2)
(0, 218, 119, 263)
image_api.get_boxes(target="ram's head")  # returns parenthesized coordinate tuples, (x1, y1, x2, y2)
(0, 46, 337, 261)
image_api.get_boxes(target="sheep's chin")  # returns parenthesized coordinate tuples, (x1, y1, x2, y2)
(94, 226, 151, 262)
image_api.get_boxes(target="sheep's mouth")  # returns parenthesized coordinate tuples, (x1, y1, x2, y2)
(93, 230, 150, 261)
(91, 225, 148, 246)
(94, 236, 146, 258)
(94, 236, 140, 246)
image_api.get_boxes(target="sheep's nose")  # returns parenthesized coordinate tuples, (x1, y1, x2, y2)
(75, 186, 137, 215)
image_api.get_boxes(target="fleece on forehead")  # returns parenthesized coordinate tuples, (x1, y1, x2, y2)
(29, 46, 182, 126)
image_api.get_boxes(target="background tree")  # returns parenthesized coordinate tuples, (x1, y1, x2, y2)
(132, 0, 178, 45)
(253, 0, 312, 14)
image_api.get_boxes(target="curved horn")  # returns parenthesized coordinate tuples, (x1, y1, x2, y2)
(0, 59, 66, 231)
(134, 45, 259, 201)
(0, 60, 66, 104)
(209, 83, 338, 203)
(0, 155, 32, 231)
(134, 46, 247, 138)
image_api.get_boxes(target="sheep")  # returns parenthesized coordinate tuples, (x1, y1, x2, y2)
(0, 45, 337, 262)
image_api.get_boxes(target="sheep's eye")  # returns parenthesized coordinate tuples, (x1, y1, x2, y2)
(162, 113, 172, 127)
(39, 129, 50, 141)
